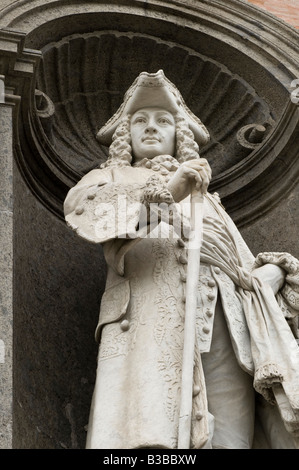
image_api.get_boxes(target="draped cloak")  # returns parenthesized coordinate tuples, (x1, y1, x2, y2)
(64, 163, 299, 449)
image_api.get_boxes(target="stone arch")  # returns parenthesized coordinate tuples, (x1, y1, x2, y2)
(0, 0, 298, 224)
(0, 0, 298, 448)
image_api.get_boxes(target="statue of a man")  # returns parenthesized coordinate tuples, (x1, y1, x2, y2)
(64, 70, 299, 449)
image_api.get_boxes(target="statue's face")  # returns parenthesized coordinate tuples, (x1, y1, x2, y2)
(130, 107, 176, 163)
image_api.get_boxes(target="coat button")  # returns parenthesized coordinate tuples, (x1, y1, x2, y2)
(208, 293, 215, 301)
(179, 254, 188, 264)
(120, 320, 130, 331)
(87, 191, 96, 200)
(195, 411, 203, 421)
(214, 267, 221, 274)
(206, 309, 213, 317)
(208, 279, 216, 287)
(193, 385, 200, 397)
(203, 326, 210, 334)
(177, 238, 185, 248)
(75, 206, 84, 215)
(180, 272, 187, 282)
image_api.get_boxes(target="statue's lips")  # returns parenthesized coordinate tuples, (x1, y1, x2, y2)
(142, 137, 161, 143)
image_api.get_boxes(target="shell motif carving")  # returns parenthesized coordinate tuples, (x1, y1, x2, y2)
(36, 31, 274, 178)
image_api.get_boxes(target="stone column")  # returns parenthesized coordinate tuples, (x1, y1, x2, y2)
(0, 30, 41, 449)
(0, 74, 13, 449)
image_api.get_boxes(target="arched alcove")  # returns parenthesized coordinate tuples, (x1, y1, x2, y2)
(3, 1, 297, 225)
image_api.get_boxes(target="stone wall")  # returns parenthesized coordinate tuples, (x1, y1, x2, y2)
(13, 164, 106, 449)
(0, 99, 13, 449)
(247, 0, 299, 29)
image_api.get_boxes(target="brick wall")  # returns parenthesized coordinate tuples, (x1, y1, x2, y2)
(247, 0, 299, 28)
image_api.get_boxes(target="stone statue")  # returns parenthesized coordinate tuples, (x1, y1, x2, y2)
(64, 70, 299, 449)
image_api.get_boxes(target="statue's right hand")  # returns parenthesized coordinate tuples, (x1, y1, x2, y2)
(167, 158, 212, 202)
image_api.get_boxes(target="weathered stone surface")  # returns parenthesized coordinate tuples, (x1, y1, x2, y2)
(240, 184, 299, 259)
(0, 105, 13, 211)
(13, 164, 106, 449)
(0, 104, 13, 450)
(0, 210, 13, 450)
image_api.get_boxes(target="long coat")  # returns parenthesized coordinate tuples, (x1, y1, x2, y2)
(64, 162, 299, 449)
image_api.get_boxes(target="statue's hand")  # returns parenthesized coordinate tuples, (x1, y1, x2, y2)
(251, 263, 286, 295)
(166, 158, 212, 202)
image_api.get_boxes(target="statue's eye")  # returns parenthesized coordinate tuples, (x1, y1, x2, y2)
(133, 117, 146, 124)
(158, 117, 172, 125)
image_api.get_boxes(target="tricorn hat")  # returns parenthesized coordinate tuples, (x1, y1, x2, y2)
(96, 70, 210, 147)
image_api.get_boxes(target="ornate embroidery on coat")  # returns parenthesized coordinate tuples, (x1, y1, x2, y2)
(98, 276, 146, 360)
(152, 238, 185, 422)
(98, 322, 129, 360)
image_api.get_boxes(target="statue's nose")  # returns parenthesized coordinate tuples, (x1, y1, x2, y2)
(145, 124, 157, 133)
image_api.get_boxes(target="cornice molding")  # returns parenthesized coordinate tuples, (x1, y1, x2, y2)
(0, 29, 40, 109)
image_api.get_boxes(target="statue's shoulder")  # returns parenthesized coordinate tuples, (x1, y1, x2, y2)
(76, 167, 113, 186)
(78, 165, 151, 187)
(109, 165, 152, 185)
(208, 192, 226, 210)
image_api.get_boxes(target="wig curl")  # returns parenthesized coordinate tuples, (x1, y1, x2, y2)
(100, 115, 132, 168)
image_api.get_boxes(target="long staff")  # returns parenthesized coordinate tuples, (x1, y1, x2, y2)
(177, 188, 204, 449)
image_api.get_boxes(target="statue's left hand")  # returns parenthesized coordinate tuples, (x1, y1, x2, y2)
(251, 263, 286, 295)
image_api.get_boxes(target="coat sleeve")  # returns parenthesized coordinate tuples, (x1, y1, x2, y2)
(64, 167, 187, 274)
(64, 168, 147, 244)
(64, 168, 113, 217)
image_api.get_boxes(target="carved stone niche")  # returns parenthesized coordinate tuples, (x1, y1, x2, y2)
(8, 4, 297, 229)
(0, 0, 298, 450)
(35, 31, 275, 182)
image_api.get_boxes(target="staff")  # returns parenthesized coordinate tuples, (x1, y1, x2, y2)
(177, 189, 207, 449)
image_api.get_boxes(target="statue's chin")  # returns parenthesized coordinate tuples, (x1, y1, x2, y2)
(133, 144, 176, 163)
